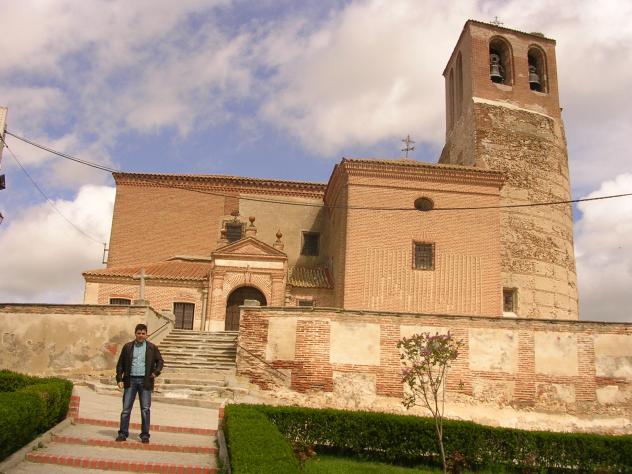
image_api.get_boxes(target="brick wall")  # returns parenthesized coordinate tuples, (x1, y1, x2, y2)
(334, 161, 503, 316)
(93, 280, 206, 329)
(237, 307, 632, 426)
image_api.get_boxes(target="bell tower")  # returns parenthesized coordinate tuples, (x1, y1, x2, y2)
(439, 20, 578, 320)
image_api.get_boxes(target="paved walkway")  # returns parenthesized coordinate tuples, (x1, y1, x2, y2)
(74, 385, 219, 431)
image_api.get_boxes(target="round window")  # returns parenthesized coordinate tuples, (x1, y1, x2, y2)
(414, 197, 434, 212)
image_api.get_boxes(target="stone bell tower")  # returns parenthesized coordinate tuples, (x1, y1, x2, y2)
(439, 20, 578, 319)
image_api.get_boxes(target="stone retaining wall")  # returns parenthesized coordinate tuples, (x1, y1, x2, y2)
(0, 304, 173, 375)
(236, 307, 632, 432)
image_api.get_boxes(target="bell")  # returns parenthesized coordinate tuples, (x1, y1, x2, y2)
(529, 65, 541, 91)
(489, 53, 504, 83)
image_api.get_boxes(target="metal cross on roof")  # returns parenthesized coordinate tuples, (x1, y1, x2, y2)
(401, 134, 415, 158)
(490, 16, 504, 26)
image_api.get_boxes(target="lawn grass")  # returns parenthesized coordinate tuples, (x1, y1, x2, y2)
(304, 454, 441, 473)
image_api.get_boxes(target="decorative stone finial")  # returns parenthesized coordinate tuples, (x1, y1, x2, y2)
(245, 216, 257, 237)
(274, 230, 284, 250)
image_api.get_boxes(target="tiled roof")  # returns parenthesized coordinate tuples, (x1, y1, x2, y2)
(288, 266, 333, 289)
(83, 260, 212, 281)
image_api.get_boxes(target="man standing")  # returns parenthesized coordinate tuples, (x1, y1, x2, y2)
(115, 323, 164, 443)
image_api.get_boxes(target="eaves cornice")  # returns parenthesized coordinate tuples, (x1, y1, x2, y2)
(113, 172, 327, 199)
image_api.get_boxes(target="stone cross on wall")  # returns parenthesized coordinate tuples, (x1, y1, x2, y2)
(133, 268, 149, 305)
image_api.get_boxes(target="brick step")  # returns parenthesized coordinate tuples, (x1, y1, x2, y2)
(52, 423, 215, 453)
(25, 449, 214, 473)
(75, 418, 216, 435)
(161, 377, 227, 386)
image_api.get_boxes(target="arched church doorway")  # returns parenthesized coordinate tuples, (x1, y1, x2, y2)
(224, 286, 267, 331)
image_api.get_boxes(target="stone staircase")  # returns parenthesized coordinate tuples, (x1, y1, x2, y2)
(85, 330, 254, 407)
(7, 418, 217, 473)
(160, 330, 238, 370)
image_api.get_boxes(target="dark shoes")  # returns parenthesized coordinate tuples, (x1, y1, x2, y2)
(141, 438, 149, 444)
(115, 435, 126, 442)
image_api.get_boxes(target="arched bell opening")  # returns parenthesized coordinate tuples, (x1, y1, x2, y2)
(224, 286, 267, 331)
(489, 36, 513, 85)
(528, 46, 548, 92)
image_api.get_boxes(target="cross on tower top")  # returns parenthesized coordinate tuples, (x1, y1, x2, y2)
(490, 16, 504, 26)
(401, 134, 415, 158)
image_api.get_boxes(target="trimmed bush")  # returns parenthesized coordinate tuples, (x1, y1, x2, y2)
(224, 405, 300, 473)
(251, 405, 632, 472)
(0, 371, 73, 461)
(0, 391, 46, 460)
(0, 370, 37, 392)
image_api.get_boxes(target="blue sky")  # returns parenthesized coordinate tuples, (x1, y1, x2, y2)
(1, 0, 631, 322)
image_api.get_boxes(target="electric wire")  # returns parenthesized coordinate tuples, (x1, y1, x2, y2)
(6, 130, 632, 212)
(0, 135, 105, 245)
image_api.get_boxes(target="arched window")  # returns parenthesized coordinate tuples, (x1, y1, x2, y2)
(456, 53, 463, 117)
(489, 36, 513, 85)
(528, 46, 548, 92)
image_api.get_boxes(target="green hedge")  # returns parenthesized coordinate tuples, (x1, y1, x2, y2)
(0, 369, 38, 392)
(248, 405, 632, 472)
(224, 405, 300, 474)
(0, 371, 73, 461)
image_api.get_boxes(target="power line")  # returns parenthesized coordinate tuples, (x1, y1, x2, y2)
(6, 130, 632, 212)
(5, 131, 119, 173)
(0, 135, 105, 245)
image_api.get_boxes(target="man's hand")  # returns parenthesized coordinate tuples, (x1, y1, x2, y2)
(117, 382, 124, 389)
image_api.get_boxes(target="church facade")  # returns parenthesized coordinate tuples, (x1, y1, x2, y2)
(83, 20, 579, 329)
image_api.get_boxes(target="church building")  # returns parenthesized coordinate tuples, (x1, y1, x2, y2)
(83, 20, 579, 331)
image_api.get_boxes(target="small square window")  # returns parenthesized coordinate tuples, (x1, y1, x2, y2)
(225, 223, 243, 243)
(301, 232, 320, 256)
(503, 288, 517, 313)
(110, 298, 131, 305)
(298, 299, 315, 307)
(413, 242, 434, 270)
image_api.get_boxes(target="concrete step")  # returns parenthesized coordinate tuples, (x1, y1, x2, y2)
(164, 363, 236, 370)
(156, 383, 224, 392)
(169, 329, 239, 337)
(161, 377, 227, 386)
(160, 348, 236, 354)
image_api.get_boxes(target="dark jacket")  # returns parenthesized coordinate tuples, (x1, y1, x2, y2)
(116, 340, 164, 391)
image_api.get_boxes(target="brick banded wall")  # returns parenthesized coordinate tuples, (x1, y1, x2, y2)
(236, 307, 632, 424)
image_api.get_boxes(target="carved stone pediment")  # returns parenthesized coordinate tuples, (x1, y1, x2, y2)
(212, 237, 287, 270)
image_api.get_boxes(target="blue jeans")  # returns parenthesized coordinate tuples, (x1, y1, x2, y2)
(118, 376, 151, 440)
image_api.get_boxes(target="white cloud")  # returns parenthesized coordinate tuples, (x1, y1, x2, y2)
(0, 185, 115, 303)
(259, 1, 476, 156)
(575, 174, 632, 322)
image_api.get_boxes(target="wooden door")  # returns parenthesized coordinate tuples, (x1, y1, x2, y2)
(225, 287, 266, 331)
(173, 302, 195, 330)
